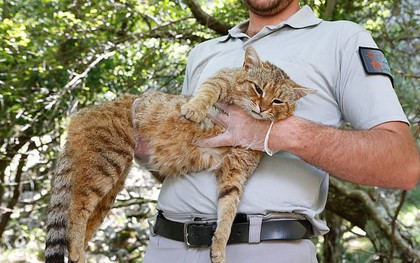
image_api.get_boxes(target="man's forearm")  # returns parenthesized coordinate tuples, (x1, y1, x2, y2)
(269, 117, 420, 190)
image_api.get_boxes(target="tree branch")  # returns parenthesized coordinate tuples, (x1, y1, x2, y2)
(0, 144, 33, 239)
(184, 0, 232, 35)
(328, 177, 420, 261)
(388, 190, 407, 261)
(63, 51, 116, 91)
(113, 198, 156, 209)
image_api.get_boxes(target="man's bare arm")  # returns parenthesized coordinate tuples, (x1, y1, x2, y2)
(270, 117, 420, 190)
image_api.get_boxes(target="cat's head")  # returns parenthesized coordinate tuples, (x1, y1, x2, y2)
(234, 46, 316, 121)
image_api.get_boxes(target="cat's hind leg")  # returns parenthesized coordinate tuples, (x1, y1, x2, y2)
(210, 149, 261, 263)
(84, 167, 129, 247)
(67, 172, 117, 263)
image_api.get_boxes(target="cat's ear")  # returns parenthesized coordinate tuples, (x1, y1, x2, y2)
(243, 46, 261, 70)
(293, 86, 317, 100)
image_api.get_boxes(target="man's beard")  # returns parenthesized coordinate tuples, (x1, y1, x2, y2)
(243, 0, 294, 16)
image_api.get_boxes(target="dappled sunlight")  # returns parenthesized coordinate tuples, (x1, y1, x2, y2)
(0, 0, 418, 262)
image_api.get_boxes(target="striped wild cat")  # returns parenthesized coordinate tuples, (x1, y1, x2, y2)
(45, 46, 314, 263)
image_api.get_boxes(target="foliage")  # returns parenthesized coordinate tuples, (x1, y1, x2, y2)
(0, 0, 418, 262)
(0, 0, 209, 261)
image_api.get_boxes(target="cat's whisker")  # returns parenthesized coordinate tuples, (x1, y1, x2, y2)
(247, 100, 260, 114)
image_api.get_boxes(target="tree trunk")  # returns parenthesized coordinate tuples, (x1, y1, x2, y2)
(323, 210, 343, 263)
(2, 0, 10, 21)
(324, 0, 339, 20)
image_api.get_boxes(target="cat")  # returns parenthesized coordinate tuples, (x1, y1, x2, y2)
(45, 46, 314, 263)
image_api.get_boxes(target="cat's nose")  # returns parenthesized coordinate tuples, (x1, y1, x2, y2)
(259, 105, 268, 112)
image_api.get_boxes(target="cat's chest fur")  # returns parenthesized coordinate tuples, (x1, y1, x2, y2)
(132, 91, 227, 176)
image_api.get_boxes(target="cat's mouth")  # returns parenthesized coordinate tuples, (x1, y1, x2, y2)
(251, 110, 264, 119)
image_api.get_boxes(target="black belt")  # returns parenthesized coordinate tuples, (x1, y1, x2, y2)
(153, 212, 313, 247)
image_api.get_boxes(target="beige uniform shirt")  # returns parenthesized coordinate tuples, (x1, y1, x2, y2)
(156, 6, 408, 236)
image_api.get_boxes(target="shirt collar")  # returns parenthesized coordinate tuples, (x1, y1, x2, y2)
(221, 5, 322, 41)
(283, 5, 322, 29)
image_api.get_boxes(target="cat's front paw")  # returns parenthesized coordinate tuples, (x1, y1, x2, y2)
(210, 236, 226, 263)
(181, 103, 207, 123)
(69, 249, 85, 263)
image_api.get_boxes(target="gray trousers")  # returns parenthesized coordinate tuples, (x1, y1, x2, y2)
(143, 235, 318, 263)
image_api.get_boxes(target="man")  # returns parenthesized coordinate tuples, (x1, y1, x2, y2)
(139, 0, 420, 262)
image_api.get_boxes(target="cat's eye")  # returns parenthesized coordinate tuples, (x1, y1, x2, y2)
(272, 99, 284, 105)
(254, 84, 263, 96)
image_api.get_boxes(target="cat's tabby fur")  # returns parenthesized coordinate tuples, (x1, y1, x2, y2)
(45, 47, 314, 263)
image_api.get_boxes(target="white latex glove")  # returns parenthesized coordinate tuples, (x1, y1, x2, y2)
(195, 104, 276, 155)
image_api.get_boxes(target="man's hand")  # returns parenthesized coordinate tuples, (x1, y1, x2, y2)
(134, 136, 153, 169)
(134, 136, 166, 182)
(195, 104, 272, 152)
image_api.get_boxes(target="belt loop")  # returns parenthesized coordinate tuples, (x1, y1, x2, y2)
(147, 214, 158, 236)
(248, 215, 263, 243)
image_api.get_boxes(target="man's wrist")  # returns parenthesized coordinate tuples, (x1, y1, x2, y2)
(268, 116, 312, 153)
(263, 120, 276, 155)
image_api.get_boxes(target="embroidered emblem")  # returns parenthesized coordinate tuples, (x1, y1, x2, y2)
(359, 47, 393, 83)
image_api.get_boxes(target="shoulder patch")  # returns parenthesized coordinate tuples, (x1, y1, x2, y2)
(359, 47, 393, 84)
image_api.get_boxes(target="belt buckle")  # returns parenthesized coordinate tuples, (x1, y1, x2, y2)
(183, 220, 209, 247)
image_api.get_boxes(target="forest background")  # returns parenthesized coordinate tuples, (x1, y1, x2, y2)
(0, 0, 419, 262)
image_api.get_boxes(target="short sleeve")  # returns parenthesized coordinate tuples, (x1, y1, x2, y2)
(337, 29, 408, 129)
(181, 49, 196, 96)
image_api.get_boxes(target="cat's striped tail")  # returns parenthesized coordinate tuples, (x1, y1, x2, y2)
(45, 146, 72, 263)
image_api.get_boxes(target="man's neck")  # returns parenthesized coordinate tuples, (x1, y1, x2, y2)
(246, 2, 301, 36)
